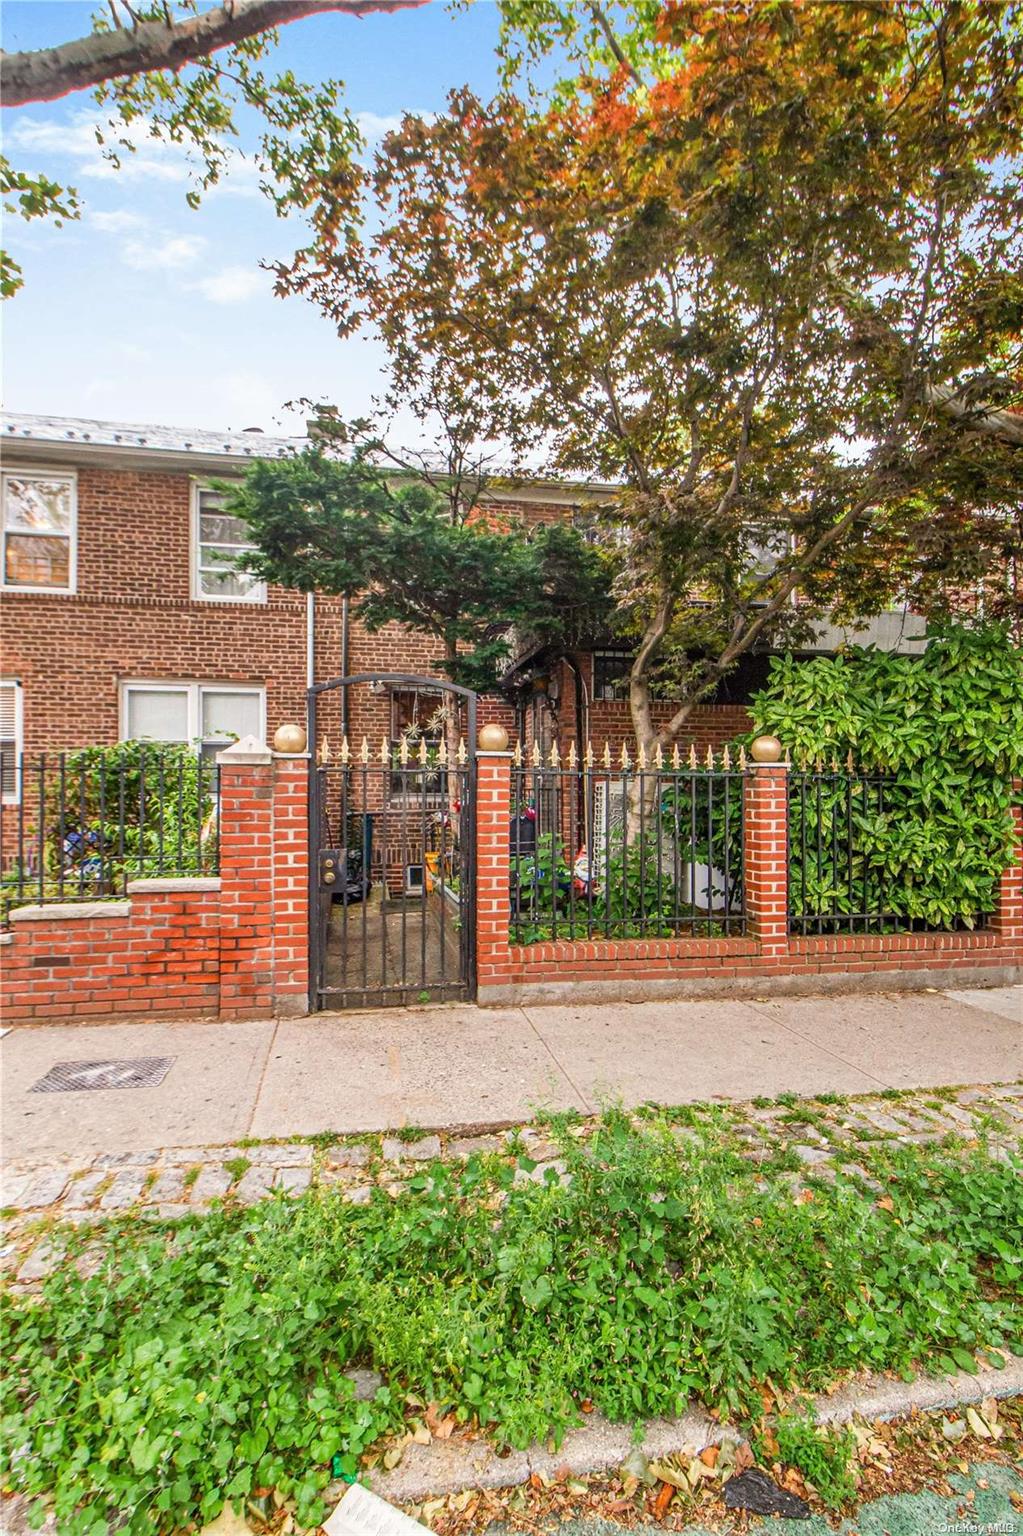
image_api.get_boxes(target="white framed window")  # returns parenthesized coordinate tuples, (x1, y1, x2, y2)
(0, 680, 23, 803)
(1, 469, 77, 593)
(191, 484, 265, 603)
(120, 681, 266, 763)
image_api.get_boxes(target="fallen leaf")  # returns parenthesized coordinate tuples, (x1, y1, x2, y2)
(966, 1407, 992, 1439)
(699, 1446, 719, 1468)
(734, 1441, 755, 1473)
(653, 1481, 675, 1518)
(876, 1196, 895, 1212)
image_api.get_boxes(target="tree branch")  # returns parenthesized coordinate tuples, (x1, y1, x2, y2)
(1, 0, 427, 107)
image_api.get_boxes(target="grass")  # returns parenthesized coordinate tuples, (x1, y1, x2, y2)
(2, 1107, 1020, 1536)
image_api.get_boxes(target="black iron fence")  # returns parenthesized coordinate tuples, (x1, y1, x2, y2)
(1, 745, 219, 922)
(510, 744, 747, 943)
(787, 768, 992, 935)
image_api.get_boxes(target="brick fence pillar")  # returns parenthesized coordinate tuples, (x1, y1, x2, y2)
(475, 749, 513, 992)
(743, 758, 790, 956)
(991, 798, 1022, 940)
(217, 736, 275, 1017)
(270, 752, 311, 1014)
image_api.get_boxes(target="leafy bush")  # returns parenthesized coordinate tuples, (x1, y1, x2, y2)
(752, 623, 1023, 929)
(511, 830, 682, 940)
(3, 1115, 1020, 1535)
(758, 1413, 857, 1509)
(46, 742, 217, 892)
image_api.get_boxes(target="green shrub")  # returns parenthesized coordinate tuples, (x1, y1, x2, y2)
(752, 623, 1023, 929)
(759, 1413, 858, 1509)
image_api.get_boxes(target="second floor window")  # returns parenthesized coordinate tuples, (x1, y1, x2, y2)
(193, 486, 266, 603)
(2, 470, 76, 593)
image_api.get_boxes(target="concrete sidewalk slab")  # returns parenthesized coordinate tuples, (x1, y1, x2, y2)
(1, 1019, 275, 1165)
(523, 999, 886, 1108)
(248, 1006, 588, 1137)
(945, 984, 1022, 1025)
(749, 990, 1023, 1089)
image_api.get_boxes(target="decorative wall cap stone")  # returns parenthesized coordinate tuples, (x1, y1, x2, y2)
(9, 901, 132, 922)
(216, 735, 272, 766)
(126, 878, 222, 894)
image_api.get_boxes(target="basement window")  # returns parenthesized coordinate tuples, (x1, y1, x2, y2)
(121, 681, 265, 763)
(0, 680, 23, 803)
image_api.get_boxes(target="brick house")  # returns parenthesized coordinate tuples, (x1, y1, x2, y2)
(1, 408, 934, 780)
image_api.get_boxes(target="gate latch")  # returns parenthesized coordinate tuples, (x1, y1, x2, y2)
(320, 849, 342, 888)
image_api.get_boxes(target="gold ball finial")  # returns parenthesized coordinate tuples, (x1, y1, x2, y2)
(750, 734, 783, 763)
(273, 723, 307, 755)
(478, 723, 510, 752)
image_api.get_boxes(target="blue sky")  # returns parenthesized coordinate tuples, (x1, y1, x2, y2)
(2, 1, 507, 438)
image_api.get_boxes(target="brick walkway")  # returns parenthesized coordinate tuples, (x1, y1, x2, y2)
(2, 1082, 1019, 1288)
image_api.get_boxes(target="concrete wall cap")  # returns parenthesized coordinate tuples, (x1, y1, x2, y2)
(217, 734, 272, 765)
(9, 900, 132, 922)
(126, 877, 222, 894)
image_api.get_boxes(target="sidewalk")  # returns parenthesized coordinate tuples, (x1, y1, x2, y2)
(2, 984, 1019, 1166)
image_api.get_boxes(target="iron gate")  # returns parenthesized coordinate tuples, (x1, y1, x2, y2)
(307, 674, 477, 1010)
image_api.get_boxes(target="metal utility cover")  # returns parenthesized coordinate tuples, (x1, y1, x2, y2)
(29, 1058, 175, 1093)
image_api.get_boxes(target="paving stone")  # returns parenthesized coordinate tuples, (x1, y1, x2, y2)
(161, 1147, 214, 1165)
(63, 1171, 110, 1208)
(792, 1143, 834, 1166)
(345, 1184, 373, 1205)
(235, 1167, 275, 1204)
(247, 1144, 313, 1166)
(19, 1169, 70, 1209)
(92, 1149, 160, 1168)
(274, 1166, 311, 1196)
(155, 1203, 195, 1220)
(191, 1168, 232, 1202)
(100, 1170, 147, 1209)
(838, 1163, 883, 1191)
(382, 1135, 442, 1163)
(17, 1241, 61, 1283)
(344, 1367, 384, 1401)
(325, 1143, 371, 1168)
(448, 1135, 504, 1159)
(513, 1158, 570, 1188)
(146, 1168, 187, 1204)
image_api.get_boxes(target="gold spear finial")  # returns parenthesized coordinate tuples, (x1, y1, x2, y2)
(637, 742, 648, 770)
(456, 738, 467, 765)
(671, 742, 681, 770)
(722, 744, 731, 770)
(339, 735, 350, 766)
(705, 745, 715, 770)
(380, 735, 389, 765)
(531, 740, 542, 767)
(620, 742, 631, 770)
(584, 740, 594, 768)
(359, 737, 370, 764)
(549, 741, 561, 768)
(318, 736, 332, 764)
(418, 736, 429, 766)
(688, 744, 698, 770)
(399, 735, 410, 766)
(567, 741, 578, 769)
(602, 741, 612, 768)
(738, 744, 748, 771)
(653, 743, 664, 770)
(512, 739, 523, 766)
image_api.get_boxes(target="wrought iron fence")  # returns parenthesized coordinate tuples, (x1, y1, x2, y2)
(787, 766, 992, 934)
(1, 745, 219, 923)
(510, 742, 747, 943)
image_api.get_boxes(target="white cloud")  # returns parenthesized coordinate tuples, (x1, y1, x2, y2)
(191, 265, 266, 304)
(355, 111, 407, 141)
(89, 209, 149, 234)
(123, 235, 206, 272)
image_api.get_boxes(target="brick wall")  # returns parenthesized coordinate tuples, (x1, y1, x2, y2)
(475, 751, 1023, 1003)
(1, 748, 310, 1024)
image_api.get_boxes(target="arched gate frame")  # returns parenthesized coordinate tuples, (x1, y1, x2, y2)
(306, 674, 477, 1010)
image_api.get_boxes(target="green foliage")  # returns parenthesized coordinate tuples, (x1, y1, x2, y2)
(223, 449, 611, 690)
(511, 830, 682, 941)
(759, 1414, 858, 1510)
(2, 1117, 1019, 1533)
(753, 625, 1023, 929)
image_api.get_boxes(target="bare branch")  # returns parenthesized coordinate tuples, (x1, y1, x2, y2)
(1, 0, 428, 107)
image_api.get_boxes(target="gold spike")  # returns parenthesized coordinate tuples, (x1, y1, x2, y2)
(637, 742, 648, 770)
(688, 744, 698, 770)
(830, 754, 839, 774)
(584, 741, 594, 768)
(722, 744, 732, 770)
(815, 754, 824, 774)
(738, 744, 748, 771)
(620, 742, 631, 770)
(456, 738, 467, 766)
(549, 741, 561, 768)
(318, 736, 331, 765)
(512, 739, 523, 767)
(359, 736, 370, 764)
(418, 736, 429, 766)
(671, 742, 681, 770)
(380, 735, 389, 765)
(567, 741, 578, 769)
(653, 743, 664, 770)
(846, 749, 854, 773)
(531, 740, 542, 767)
(399, 735, 410, 766)
(438, 735, 449, 765)
(705, 744, 714, 770)
(339, 735, 350, 766)
(602, 741, 612, 769)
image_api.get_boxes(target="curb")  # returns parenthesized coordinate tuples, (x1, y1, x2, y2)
(367, 1355, 1023, 1506)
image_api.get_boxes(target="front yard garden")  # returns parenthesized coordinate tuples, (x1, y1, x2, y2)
(2, 1091, 1020, 1535)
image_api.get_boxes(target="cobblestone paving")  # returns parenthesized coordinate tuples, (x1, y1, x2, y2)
(2, 1083, 1019, 1288)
